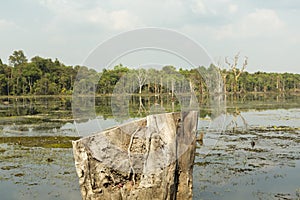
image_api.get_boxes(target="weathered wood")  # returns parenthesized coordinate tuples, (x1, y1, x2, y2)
(72, 111, 198, 200)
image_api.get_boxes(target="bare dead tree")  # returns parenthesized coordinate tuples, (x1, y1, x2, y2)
(135, 69, 147, 94)
(225, 52, 248, 94)
(223, 53, 249, 132)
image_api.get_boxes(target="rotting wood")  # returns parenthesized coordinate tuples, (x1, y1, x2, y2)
(72, 111, 198, 200)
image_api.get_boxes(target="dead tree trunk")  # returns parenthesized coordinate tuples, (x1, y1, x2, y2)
(225, 52, 248, 94)
(72, 111, 198, 200)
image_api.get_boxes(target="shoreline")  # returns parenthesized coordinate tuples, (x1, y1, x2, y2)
(0, 91, 299, 99)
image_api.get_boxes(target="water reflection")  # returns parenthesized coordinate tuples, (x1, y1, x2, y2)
(194, 159, 300, 200)
(0, 94, 299, 137)
(0, 94, 299, 199)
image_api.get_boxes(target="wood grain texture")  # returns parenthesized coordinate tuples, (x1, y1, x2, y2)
(72, 111, 198, 200)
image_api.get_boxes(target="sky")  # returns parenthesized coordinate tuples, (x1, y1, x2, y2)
(0, 0, 299, 73)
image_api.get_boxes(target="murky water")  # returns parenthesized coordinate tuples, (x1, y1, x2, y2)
(0, 95, 299, 200)
(194, 101, 300, 200)
(194, 119, 300, 199)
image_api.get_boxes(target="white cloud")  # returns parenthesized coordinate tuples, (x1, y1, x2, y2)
(191, 0, 241, 16)
(0, 19, 19, 31)
(228, 4, 238, 14)
(38, 0, 143, 31)
(215, 9, 284, 39)
(245, 9, 284, 30)
(1, 0, 298, 72)
(85, 8, 141, 30)
(110, 10, 140, 30)
(192, 0, 207, 14)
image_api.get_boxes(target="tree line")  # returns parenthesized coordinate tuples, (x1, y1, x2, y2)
(0, 50, 299, 96)
(0, 50, 78, 95)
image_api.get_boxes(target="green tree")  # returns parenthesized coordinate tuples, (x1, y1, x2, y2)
(22, 63, 42, 93)
(31, 56, 53, 73)
(9, 50, 28, 67)
(0, 63, 7, 95)
(34, 74, 57, 95)
(97, 65, 129, 94)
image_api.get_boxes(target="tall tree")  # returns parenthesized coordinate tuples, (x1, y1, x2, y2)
(9, 50, 28, 67)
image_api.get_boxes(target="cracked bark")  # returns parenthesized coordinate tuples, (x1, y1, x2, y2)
(72, 111, 198, 200)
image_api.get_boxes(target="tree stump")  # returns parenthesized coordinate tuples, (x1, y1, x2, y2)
(72, 111, 198, 200)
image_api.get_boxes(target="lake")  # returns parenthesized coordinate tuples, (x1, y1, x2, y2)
(0, 94, 299, 200)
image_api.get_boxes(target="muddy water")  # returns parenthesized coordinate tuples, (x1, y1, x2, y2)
(194, 108, 300, 200)
(0, 146, 81, 200)
(0, 97, 81, 200)
(0, 95, 299, 200)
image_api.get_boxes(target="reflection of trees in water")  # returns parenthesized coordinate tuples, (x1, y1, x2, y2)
(226, 106, 249, 132)
(108, 94, 206, 118)
(137, 95, 146, 115)
(1, 94, 298, 131)
(222, 92, 299, 132)
(93, 94, 300, 120)
(0, 97, 72, 118)
(0, 97, 73, 133)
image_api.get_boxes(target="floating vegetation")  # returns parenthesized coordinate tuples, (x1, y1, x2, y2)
(194, 120, 300, 200)
(0, 136, 80, 148)
(14, 173, 24, 177)
(1, 165, 20, 170)
(0, 96, 299, 200)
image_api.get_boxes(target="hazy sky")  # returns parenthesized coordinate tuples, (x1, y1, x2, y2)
(0, 0, 299, 73)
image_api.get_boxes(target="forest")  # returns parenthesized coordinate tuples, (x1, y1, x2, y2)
(0, 50, 299, 96)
